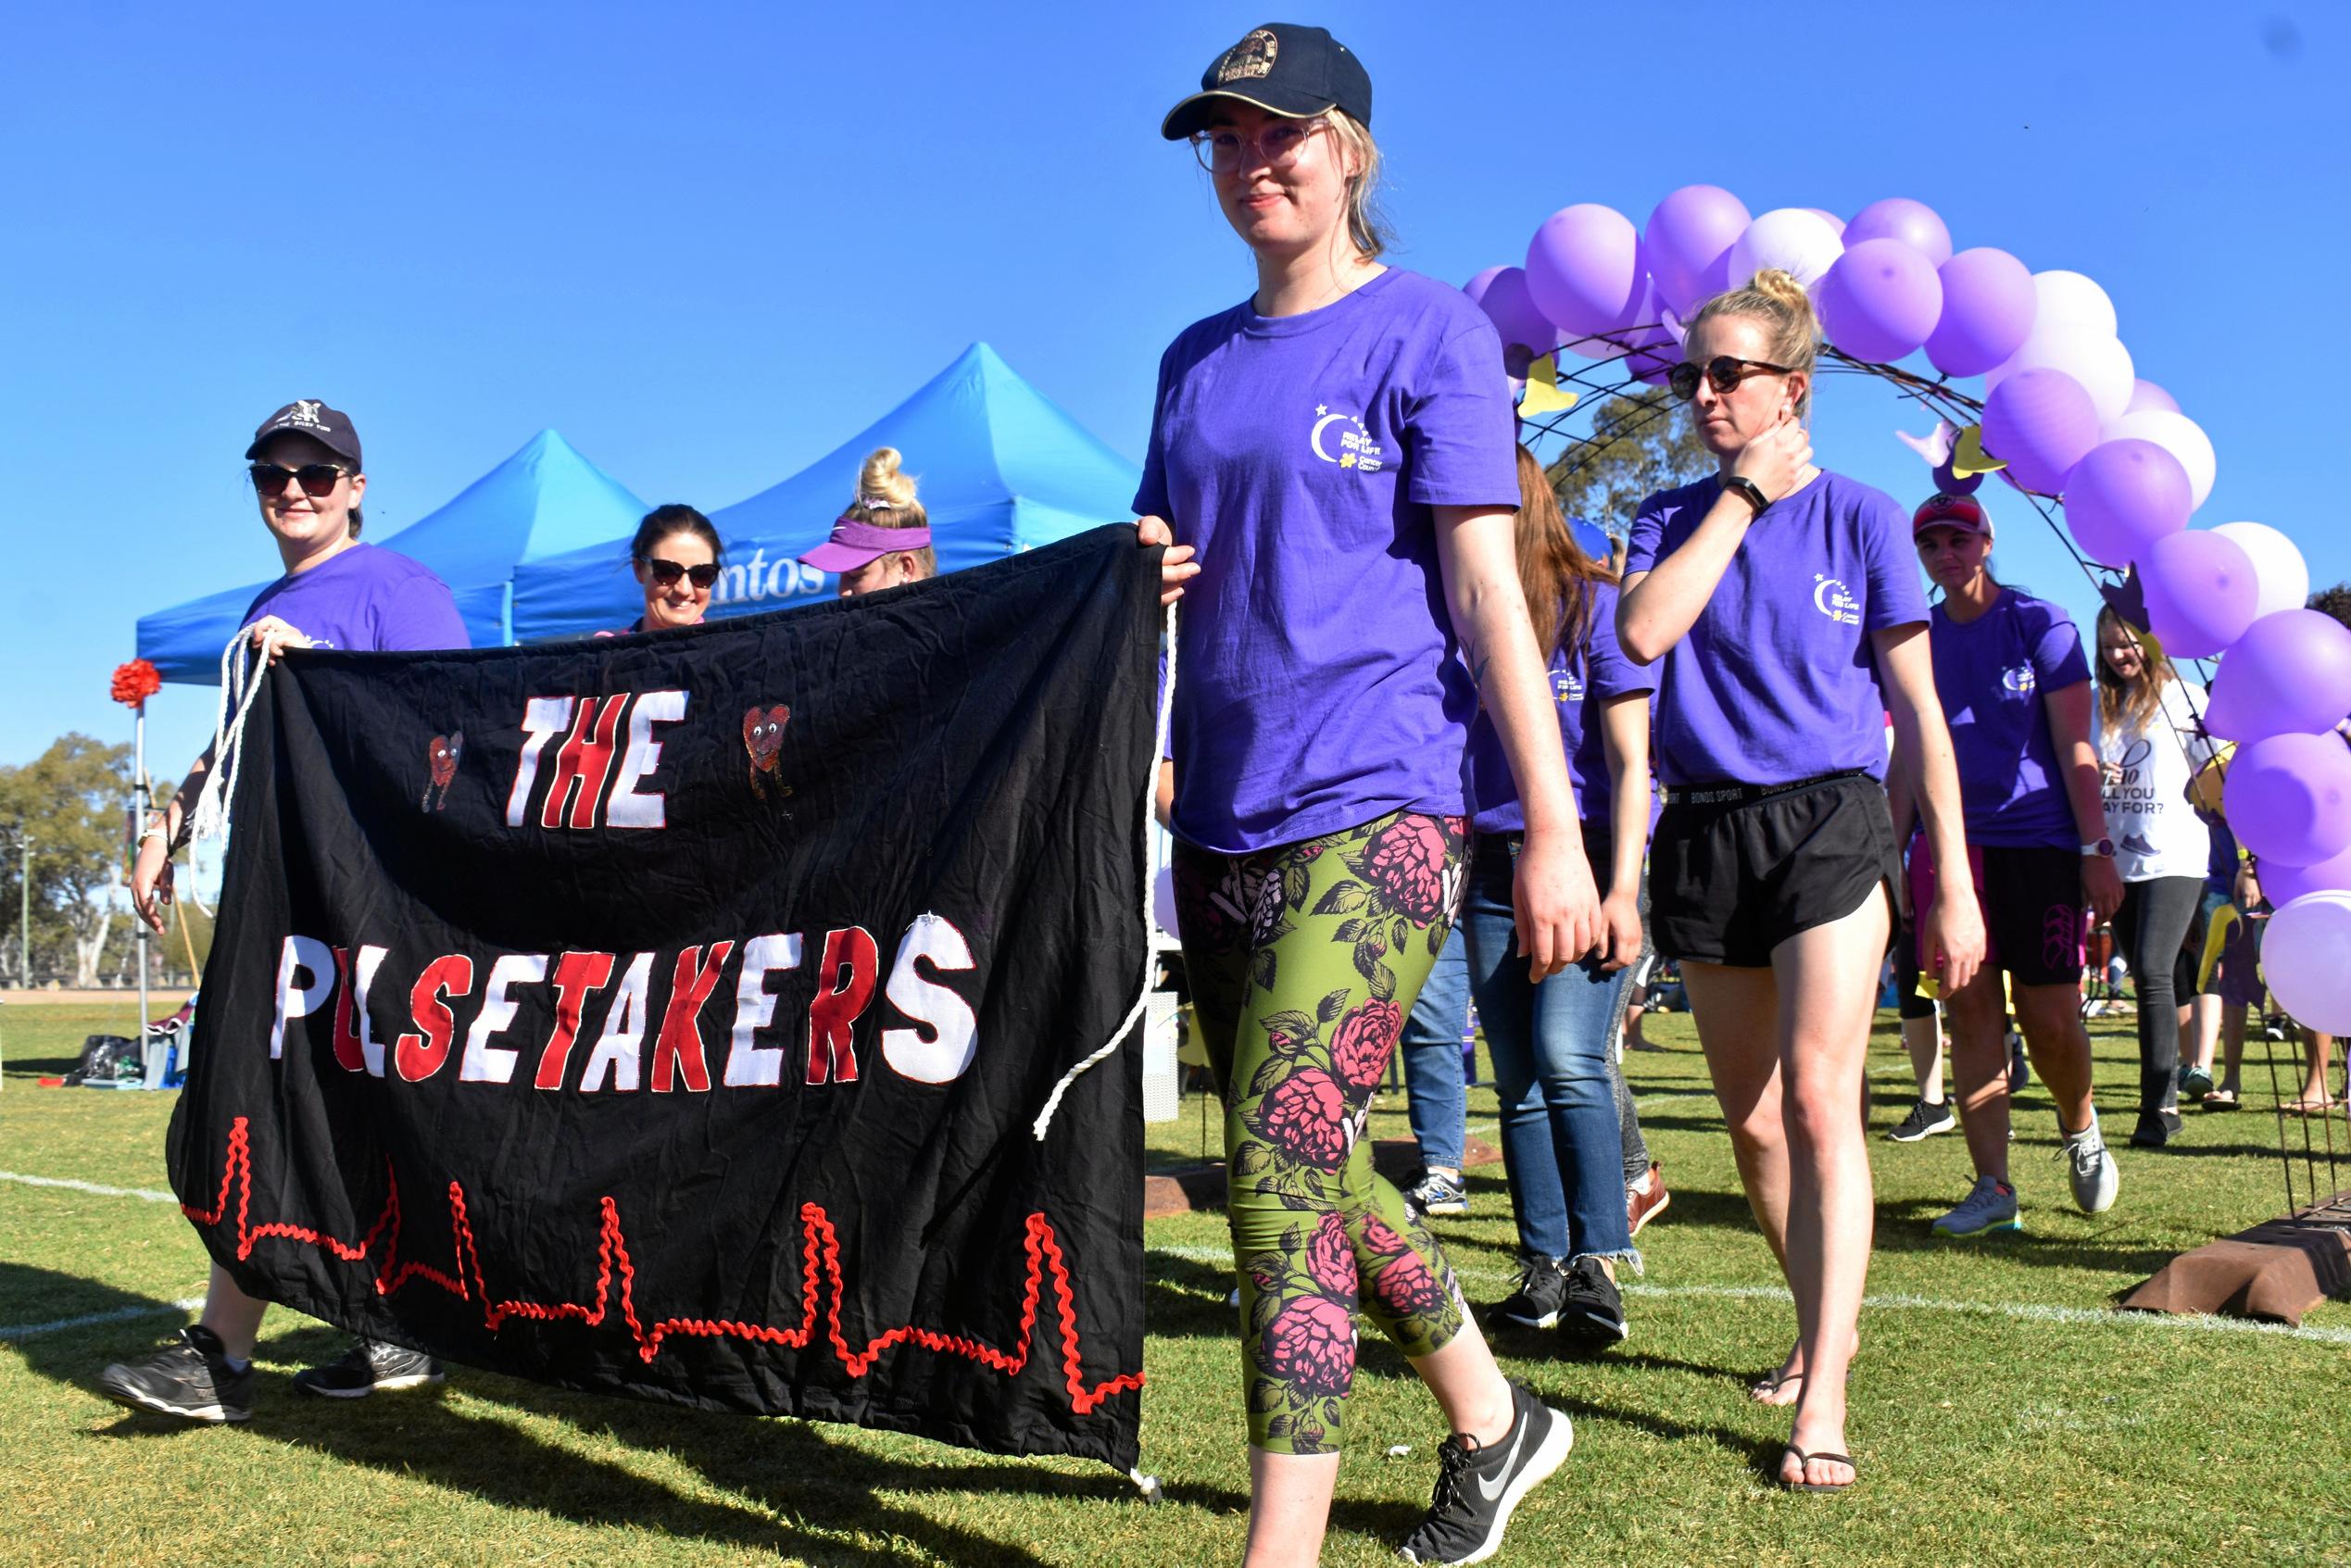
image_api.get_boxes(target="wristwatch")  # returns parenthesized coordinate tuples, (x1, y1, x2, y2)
(1722, 476, 1770, 517)
(2081, 838, 2115, 858)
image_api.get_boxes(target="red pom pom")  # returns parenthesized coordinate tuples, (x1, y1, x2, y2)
(110, 659, 162, 709)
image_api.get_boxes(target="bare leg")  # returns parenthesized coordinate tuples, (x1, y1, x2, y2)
(2294, 1031, 2337, 1108)
(1246, 1453, 1341, 1568)
(197, 1265, 269, 1361)
(1942, 965, 2009, 1183)
(1409, 1324, 1519, 1446)
(1769, 895, 1888, 1489)
(2185, 994, 2221, 1076)
(1902, 1010, 1945, 1103)
(2014, 983, 2097, 1135)
(2217, 1004, 2246, 1098)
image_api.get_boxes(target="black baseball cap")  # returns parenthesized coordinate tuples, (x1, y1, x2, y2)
(245, 399, 362, 469)
(1160, 24, 1373, 141)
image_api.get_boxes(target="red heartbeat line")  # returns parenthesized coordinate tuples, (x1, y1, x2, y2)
(182, 1116, 1144, 1415)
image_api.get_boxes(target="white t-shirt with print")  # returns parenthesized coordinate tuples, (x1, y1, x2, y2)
(2098, 678, 2217, 883)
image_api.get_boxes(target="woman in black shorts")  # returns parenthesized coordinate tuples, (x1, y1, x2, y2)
(1617, 270, 1984, 1492)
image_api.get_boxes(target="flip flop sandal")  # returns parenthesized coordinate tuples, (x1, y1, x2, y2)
(2203, 1090, 2241, 1110)
(2282, 1099, 2337, 1117)
(1750, 1369, 1803, 1400)
(1780, 1445, 1858, 1493)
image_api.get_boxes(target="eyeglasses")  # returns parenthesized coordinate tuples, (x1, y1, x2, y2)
(248, 461, 350, 497)
(1189, 116, 1328, 173)
(1667, 356, 1796, 403)
(646, 558, 720, 590)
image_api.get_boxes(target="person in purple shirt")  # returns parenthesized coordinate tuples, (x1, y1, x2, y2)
(1892, 493, 2122, 1240)
(1617, 270, 1984, 1494)
(1132, 25, 1580, 1565)
(107, 399, 467, 1427)
(1460, 445, 1654, 1347)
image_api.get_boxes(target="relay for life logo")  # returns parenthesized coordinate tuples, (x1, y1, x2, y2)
(1309, 405, 1386, 473)
(1813, 574, 1861, 626)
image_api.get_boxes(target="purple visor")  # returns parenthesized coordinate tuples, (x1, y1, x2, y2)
(797, 517, 935, 572)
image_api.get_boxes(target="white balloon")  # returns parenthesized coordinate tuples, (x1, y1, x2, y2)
(1989, 327, 2134, 425)
(1726, 208, 1844, 294)
(2032, 270, 2118, 338)
(2264, 891, 2351, 1035)
(2212, 521, 2311, 621)
(2098, 408, 2217, 511)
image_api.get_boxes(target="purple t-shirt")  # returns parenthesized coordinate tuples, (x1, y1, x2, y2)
(241, 544, 470, 653)
(1465, 581, 1653, 833)
(1928, 589, 2090, 848)
(1135, 269, 1519, 852)
(1625, 470, 1925, 787)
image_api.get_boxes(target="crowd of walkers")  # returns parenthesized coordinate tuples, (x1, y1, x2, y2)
(89, 20, 2350, 1568)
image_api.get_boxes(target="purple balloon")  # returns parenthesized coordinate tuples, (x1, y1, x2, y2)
(1979, 368, 2101, 492)
(2264, 840, 2351, 906)
(2139, 530, 2260, 659)
(1926, 247, 2037, 378)
(2205, 609, 2351, 742)
(2223, 732, 2351, 868)
(1843, 196, 1954, 267)
(2126, 379, 2181, 416)
(2062, 439, 2191, 566)
(1464, 266, 1557, 368)
(1817, 238, 1942, 363)
(1644, 185, 1752, 318)
(1526, 204, 1646, 340)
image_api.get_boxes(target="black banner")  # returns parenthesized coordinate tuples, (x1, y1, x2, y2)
(169, 527, 1158, 1467)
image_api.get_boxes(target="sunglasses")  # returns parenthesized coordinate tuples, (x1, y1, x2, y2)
(248, 461, 350, 497)
(646, 558, 720, 589)
(1667, 356, 1795, 402)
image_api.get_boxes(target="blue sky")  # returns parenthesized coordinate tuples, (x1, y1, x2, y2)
(6, 1, 2339, 779)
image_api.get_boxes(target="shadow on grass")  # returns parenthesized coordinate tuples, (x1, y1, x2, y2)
(8, 1264, 1205, 1568)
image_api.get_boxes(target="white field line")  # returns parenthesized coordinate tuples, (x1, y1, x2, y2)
(1145, 1243, 2351, 1347)
(0, 1298, 207, 1342)
(0, 1171, 176, 1203)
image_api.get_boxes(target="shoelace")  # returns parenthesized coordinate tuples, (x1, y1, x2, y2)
(1427, 1435, 1476, 1517)
(2059, 1132, 2105, 1179)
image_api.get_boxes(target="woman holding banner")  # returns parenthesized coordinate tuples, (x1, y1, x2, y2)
(1137, 24, 1590, 1567)
(103, 399, 468, 1424)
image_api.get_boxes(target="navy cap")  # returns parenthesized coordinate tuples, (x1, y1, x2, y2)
(245, 399, 362, 469)
(1161, 24, 1372, 140)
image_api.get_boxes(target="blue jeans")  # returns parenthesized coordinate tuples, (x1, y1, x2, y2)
(1401, 925, 1472, 1171)
(1460, 833, 1636, 1264)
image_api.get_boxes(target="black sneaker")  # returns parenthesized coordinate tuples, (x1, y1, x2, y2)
(291, 1336, 446, 1399)
(1558, 1255, 1628, 1348)
(2128, 1110, 2184, 1148)
(1398, 1380, 1573, 1566)
(1487, 1255, 1568, 1331)
(1886, 1098, 1956, 1143)
(99, 1324, 253, 1424)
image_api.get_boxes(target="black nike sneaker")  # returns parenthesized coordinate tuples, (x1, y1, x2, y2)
(1399, 1380, 1573, 1565)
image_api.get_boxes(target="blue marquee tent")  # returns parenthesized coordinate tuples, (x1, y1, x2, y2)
(137, 429, 647, 683)
(509, 343, 1142, 642)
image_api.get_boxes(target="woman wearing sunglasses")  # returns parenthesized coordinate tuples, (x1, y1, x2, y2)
(106, 398, 468, 1427)
(1616, 272, 1984, 1494)
(604, 505, 723, 634)
(797, 446, 936, 597)
(1134, 25, 1587, 1567)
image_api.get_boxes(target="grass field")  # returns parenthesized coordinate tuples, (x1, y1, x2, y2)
(5, 999, 2348, 1566)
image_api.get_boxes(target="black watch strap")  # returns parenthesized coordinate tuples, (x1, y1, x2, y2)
(1723, 476, 1769, 517)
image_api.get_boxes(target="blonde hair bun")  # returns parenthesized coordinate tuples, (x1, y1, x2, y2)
(1747, 269, 1820, 339)
(856, 446, 920, 512)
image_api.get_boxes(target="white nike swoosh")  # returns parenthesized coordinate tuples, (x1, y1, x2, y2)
(1474, 1409, 1528, 1502)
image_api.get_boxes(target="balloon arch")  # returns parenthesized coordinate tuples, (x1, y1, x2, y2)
(1462, 186, 2351, 1035)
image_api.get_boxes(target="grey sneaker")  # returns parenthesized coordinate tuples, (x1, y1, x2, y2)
(291, 1336, 446, 1399)
(2062, 1121, 2119, 1213)
(1931, 1175, 2021, 1237)
(99, 1324, 254, 1424)
(1407, 1167, 1470, 1218)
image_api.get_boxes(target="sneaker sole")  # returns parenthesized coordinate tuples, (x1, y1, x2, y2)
(1488, 1308, 1561, 1332)
(295, 1371, 446, 1399)
(1418, 1201, 1469, 1217)
(101, 1380, 248, 1424)
(1426, 1406, 1575, 1566)
(1627, 1189, 1670, 1236)
(1931, 1217, 2023, 1238)
(1886, 1118, 1956, 1143)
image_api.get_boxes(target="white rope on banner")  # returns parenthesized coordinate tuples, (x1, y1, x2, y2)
(1031, 600, 1176, 1141)
(182, 631, 268, 916)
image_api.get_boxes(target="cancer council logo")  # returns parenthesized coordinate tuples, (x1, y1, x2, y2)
(1812, 574, 1861, 626)
(1309, 404, 1386, 473)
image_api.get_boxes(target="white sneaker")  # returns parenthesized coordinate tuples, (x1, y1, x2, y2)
(2061, 1120, 2119, 1213)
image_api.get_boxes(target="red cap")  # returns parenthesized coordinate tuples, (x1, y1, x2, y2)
(1912, 492, 1990, 537)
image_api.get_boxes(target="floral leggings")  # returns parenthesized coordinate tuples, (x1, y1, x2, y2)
(1173, 808, 1470, 1456)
